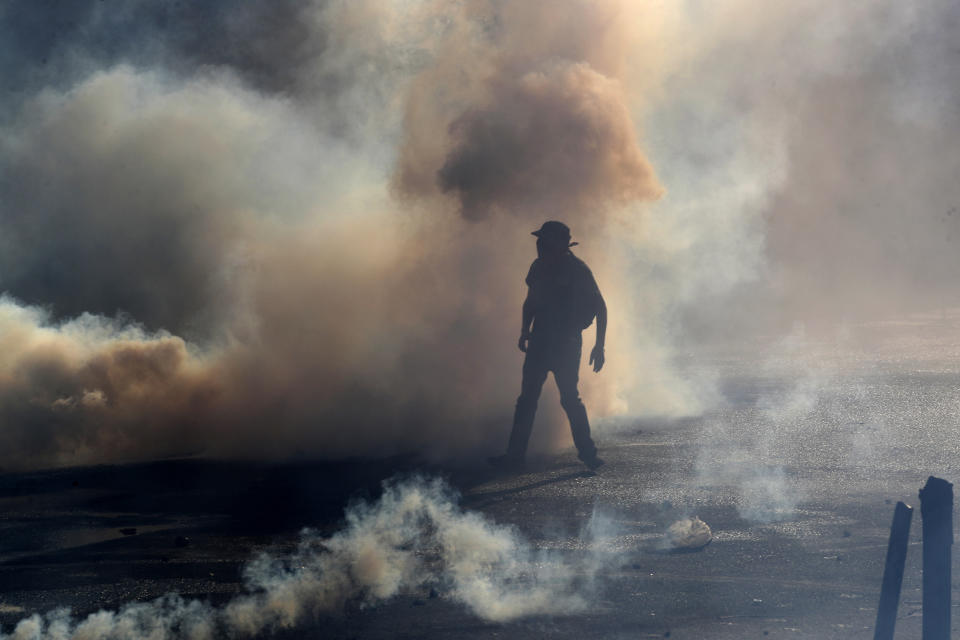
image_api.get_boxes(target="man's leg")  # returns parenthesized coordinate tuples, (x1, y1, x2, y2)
(505, 347, 549, 461)
(553, 336, 599, 463)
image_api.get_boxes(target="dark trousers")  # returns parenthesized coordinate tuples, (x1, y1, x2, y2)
(507, 332, 597, 460)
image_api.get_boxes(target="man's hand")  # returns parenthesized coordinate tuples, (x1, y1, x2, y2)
(518, 332, 530, 353)
(589, 344, 605, 372)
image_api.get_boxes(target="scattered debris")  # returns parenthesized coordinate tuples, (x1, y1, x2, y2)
(119, 527, 137, 536)
(665, 517, 712, 551)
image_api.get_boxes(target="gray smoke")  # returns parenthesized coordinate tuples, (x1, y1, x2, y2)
(642, 0, 960, 340)
(0, 0, 679, 470)
(609, 0, 960, 520)
(1, 478, 612, 639)
(0, 0, 408, 335)
(0, 0, 958, 471)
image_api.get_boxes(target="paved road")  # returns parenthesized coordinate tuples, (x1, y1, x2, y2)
(1, 314, 959, 638)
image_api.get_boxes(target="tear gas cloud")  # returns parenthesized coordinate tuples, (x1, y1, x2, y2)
(643, 1, 960, 337)
(694, 331, 834, 523)
(1, 478, 615, 638)
(0, 0, 958, 469)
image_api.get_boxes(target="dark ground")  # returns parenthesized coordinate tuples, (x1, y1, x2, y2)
(1, 314, 960, 638)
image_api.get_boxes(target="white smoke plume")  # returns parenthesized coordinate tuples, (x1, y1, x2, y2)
(1, 478, 611, 639)
(642, 0, 960, 340)
(693, 328, 841, 522)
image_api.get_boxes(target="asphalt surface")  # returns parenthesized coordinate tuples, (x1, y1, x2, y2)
(1, 314, 959, 639)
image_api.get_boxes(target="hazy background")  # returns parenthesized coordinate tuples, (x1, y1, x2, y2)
(0, 0, 957, 470)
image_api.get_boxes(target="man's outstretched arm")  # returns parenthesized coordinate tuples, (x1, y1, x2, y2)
(589, 293, 606, 372)
(518, 291, 535, 352)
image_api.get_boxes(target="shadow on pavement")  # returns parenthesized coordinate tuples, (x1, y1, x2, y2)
(463, 470, 596, 507)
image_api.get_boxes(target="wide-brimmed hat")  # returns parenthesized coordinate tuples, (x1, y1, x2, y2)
(531, 220, 578, 247)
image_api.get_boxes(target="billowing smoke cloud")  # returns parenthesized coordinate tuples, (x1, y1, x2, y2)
(1, 0, 958, 470)
(0, 297, 217, 466)
(1, 478, 613, 638)
(435, 61, 660, 221)
(395, 1, 662, 221)
(2, 69, 257, 332)
(0, 0, 678, 470)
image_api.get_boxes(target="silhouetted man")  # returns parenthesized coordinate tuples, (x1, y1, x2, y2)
(489, 221, 607, 471)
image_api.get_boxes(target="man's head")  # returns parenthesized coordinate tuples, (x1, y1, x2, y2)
(531, 221, 578, 257)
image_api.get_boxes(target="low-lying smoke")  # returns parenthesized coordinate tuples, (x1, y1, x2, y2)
(1, 478, 610, 639)
(693, 331, 842, 522)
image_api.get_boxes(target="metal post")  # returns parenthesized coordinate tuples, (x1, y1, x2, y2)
(920, 476, 953, 640)
(874, 501, 913, 640)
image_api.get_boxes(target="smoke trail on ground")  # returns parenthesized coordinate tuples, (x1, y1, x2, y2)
(1, 478, 611, 639)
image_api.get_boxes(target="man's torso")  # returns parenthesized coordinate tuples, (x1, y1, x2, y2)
(525, 252, 599, 339)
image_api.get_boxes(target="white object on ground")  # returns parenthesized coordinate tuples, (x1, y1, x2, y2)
(666, 516, 712, 550)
